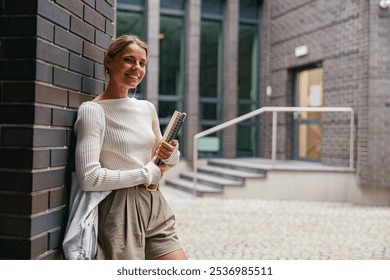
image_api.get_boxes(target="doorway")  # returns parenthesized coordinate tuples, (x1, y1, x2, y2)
(293, 66, 323, 162)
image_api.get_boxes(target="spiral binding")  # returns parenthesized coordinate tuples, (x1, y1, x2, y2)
(155, 111, 186, 166)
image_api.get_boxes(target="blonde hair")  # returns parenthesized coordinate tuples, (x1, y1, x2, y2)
(104, 34, 148, 74)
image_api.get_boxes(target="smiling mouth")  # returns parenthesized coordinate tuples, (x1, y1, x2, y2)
(125, 74, 139, 80)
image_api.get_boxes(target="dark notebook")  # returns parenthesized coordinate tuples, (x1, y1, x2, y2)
(155, 110, 187, 166)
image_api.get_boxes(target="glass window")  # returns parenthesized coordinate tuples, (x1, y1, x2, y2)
(158, 15, 185, 119)
(237, 0, 260, 157)
(116, 10, 144, 38)
(239, 0, 259, 20)
(202, 0, 224, 15)
(237, 103, 257, 157)
(117, 0, 144, 6)
(158, 3, 186, 157)
(159, 16, 184, 98)
(161, 0, 185, 10)
(116, 4, 145, 98)
(200, 103, 220, 120)
(200, 20, 222, 99)
(158, 101, 183, 119)
(238, 24, 258, 100)
(237, 125, 257, 157)
(199, 1, 224, 158)
(238, 103, 257, 120)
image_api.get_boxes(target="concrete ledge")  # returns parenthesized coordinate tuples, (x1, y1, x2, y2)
(224, 170, 390, 206)
(164, 159, 390, 207)
(223, 170, 356, 202)
(348, 184, 390, 206)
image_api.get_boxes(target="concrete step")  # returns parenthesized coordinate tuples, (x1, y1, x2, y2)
(207, 158, 268, 174)
(165, 159, 269, 197)
(160, 184, 194, 199)
(180, 171, 244, 189)
(164, 178, 223, 197)
(198, 165, 267, 181)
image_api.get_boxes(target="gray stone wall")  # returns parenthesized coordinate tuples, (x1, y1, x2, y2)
(363, 1, 390, 188)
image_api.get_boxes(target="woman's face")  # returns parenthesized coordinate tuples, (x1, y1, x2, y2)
(106, 43, 147, 89)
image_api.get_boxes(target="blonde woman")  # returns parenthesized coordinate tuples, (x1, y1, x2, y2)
(72, 35, 187, 260)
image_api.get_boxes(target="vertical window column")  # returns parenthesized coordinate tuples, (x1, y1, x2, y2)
(199, 0, 224, 158)
(237, 0, 261, 157)
(223, 0, 240, 159)
(159, 0, 186, 155)
(116, 0, 146, 97)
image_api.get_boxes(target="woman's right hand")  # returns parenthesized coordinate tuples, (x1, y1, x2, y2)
(152, 156, 167, 177)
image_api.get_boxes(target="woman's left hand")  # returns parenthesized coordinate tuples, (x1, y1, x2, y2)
(155, 139, 177, 160)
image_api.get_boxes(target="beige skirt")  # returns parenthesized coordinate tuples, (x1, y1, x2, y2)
(96, 185, 182, 260)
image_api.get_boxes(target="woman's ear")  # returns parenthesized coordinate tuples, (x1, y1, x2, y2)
(104, 56, 112, 73)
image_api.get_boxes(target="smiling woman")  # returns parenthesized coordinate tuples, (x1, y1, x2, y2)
(63, 35, 187, 260)
(97, 35, 148, 100)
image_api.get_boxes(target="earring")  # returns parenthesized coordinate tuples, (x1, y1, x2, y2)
(130, 87, 137, 98)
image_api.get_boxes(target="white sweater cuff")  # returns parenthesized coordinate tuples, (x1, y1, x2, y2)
(144, 161, 162, 185)
(162, 143, 180, 166)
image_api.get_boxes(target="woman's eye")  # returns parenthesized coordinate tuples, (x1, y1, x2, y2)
(124, 57, 146, 67)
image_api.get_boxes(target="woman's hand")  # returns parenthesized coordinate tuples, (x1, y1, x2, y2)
(155, 139, 177, 161)
(152, 156, 167, 177)
(153, 140, 177, 177)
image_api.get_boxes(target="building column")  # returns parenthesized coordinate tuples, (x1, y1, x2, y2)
(145, 0, 160, 108)
(223, 0, 239, 158)
(184, 0, 201, 162)
(259, 0, 272, 158)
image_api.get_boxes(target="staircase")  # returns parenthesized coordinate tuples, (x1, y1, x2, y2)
(163, 158, 267, 197)
(162, 158, 357, 202)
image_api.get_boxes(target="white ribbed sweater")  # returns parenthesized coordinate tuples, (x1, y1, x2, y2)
(74, 97, 179, 192)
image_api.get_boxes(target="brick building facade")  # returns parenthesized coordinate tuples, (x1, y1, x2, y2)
(259, 0, 390, 190)
(0, 0, 389, 260)
(0, 0, 115, 259)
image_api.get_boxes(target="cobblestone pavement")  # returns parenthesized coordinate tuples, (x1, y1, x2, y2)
(161, 187, 390, 260)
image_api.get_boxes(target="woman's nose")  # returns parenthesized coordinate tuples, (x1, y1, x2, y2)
(132, 61, 141, 69)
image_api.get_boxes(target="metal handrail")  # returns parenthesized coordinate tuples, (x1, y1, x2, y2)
(192, 106, 355, 195)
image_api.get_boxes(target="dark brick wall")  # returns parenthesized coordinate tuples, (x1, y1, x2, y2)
(360, 1, 390, 188)
(0, 0, 115, 259)
(259, 0, 390, 188)
(260, 0, 367, 162)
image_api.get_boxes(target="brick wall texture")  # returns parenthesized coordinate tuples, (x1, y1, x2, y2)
(259, 0, 390, 188)
(0, 0, 114, 259)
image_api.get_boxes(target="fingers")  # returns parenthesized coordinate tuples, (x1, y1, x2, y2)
(155, 140, 177, 159)
(160, 140, 177, 149)
(168, 139, 178, 146)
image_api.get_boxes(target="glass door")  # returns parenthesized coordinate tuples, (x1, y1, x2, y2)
(293, 67, 323, 161)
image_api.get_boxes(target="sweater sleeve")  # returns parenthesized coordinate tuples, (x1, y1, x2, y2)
(162, 142, 180, 166)
(74, 102, 161, 192)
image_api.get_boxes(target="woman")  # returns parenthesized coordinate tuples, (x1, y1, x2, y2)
(74, 35, 187, 260)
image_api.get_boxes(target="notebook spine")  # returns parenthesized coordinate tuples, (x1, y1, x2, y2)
(155, 112, 186, 166)
(165, 114, 185, 141)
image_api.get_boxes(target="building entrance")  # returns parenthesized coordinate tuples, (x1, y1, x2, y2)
(293, 67, 323, 161)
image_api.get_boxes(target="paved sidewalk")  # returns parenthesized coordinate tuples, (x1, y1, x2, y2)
(161, 187, 390, 260)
